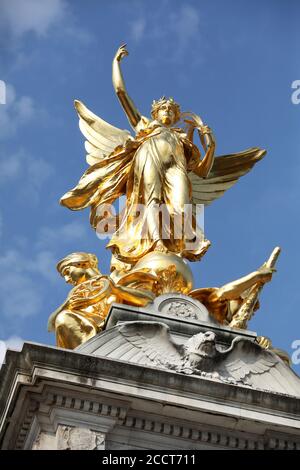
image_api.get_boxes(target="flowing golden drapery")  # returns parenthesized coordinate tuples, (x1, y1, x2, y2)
(61, 123, 209, 268)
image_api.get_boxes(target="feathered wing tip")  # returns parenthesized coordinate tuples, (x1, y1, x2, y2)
(191, 147, 267, 206)
(59, 100, 134, 211)
(217, 338, 300, 396)
(73, 99, 131, 166)
(118, 322, 183, 367)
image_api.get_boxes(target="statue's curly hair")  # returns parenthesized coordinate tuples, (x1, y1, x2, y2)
(151, 96, 181, 122)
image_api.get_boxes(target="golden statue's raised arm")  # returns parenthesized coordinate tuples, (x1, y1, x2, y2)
(112, 44, 142, 129)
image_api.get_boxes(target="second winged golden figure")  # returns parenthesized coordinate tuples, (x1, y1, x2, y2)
(61, 45, 265, 277)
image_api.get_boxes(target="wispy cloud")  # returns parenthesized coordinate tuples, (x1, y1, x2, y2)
(129, 3, 202, 64)
(0, 148, 54, 205)
(0, 270, 43, 320)
(0, 0, 93, 55)
(36, 221, 88, 250)
(0, 84, 36, 140)
(0, 248, 58, 283)
(0, 248, 56, 321)
(0, 336, 23, 366)
(170, 5, 201, 58)
(130, 17, 146, 42)
(0, 219, 88, 328)
(0, 0, 67, 39)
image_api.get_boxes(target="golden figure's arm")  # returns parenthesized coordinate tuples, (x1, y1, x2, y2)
(112, 44, 142, 129)
(184, 114, 216, 177)
(68, 278, 112, 309)
(228, 247, 280, 329)
(111, 282, 155, 307)
(211, 266, 274, 302)
(68, 295, 99, 309)
(196, 125, 216, 177)
(47, 297, 70, 332)
(50, 299, 69, 317)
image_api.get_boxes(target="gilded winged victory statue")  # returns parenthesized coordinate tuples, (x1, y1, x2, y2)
(60, 45, 265, 279)
(52, 44, 280, 351)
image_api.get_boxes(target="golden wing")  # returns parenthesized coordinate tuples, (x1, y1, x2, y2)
(74, 100, 132, 165)
(190, 147, 266, 206)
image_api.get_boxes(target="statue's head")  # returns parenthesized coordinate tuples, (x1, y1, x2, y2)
(57, 252, 101, 285)
(151, 97, 181, 126)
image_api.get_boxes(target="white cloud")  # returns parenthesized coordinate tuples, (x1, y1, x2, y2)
(0, 151, 22, 180)
(0, 248, 58, 282)
(20, 155, 55, 205)
(0, 219, 88, 323)
(28, 251, 58, 281)
(14, 95, 35, 121)
(63, 24, 94, 46)
(130, 18, 146, 42)
(0, 84, 36, 140)
(36, 221, 88, 250)
(0, 249, 49, 319)
(1, 0, 67, 38)
(0, 0, 93, 51)
(0, 336, 23, 366)
(0, 148, 54, 205)
(0, 80, 6, 104)
(0, 273, 43, 319)
(129, 4, 202, 64)
(170, 5, 200, 57)
(0, 342, 5, 366)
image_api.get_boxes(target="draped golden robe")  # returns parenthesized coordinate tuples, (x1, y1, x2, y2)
(61, 122, 209, 269)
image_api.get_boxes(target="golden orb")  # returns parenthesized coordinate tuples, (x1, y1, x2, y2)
(134, 251, 194, 295)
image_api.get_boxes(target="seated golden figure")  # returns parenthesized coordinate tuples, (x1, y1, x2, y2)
(190, 264, 274, 326)
(47, 252, 154, 349)
(190, 246, 281, 331)
(190, 258, 291, 365)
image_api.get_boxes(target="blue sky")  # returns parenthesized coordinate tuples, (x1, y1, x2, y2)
(0, 0, 300, 372)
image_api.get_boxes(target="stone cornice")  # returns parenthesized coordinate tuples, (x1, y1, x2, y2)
(1, 342, 300, 434)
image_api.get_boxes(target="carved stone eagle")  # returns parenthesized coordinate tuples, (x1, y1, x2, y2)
(87, 321, 300, 395)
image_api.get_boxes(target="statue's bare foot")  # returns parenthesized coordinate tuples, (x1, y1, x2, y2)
(197, 239, 211, 257)
(202, 239, 211, 249)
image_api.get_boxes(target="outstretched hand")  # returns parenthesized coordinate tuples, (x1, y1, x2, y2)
(114, 44, 129, 62)
(257, 264, 276, 284)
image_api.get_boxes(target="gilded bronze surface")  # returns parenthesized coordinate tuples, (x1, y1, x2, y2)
(48, 252, 155, 349)
(190, 248, 278, 327)
(228, 247, 280, 329)
(51, 45, 285, 358)
(60, 44, 265, 277)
